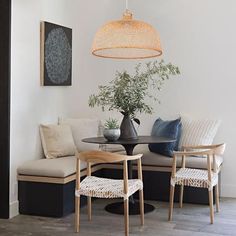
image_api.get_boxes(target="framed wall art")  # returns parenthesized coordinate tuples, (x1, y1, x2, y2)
(40, 21, 72, 86)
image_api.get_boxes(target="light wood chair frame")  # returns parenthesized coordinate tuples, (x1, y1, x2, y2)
(168, 143, 226, 224)
(75, 150, 144, 236)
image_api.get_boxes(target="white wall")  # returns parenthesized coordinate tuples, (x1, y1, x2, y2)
(11, 0, 236, 216)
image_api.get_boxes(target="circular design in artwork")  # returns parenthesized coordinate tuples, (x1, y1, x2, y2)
(45, 28, 72, 84)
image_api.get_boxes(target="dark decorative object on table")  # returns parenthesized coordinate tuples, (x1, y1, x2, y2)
(40, 21, 72, 86)
(148, 118, 182, 157)
(120, 114, 138, 140)
(89, 61, 180, 140)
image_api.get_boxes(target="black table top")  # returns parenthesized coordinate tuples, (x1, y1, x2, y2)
(82, 135, 175, 145)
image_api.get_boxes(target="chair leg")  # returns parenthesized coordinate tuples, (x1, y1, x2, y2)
(179, 185, 184, 208)
(75, 196, 80, 233)
(215, 184, 220, 212)
(88, 196, 92, 221)
(124, 199, 129, 236)
(168, 185, 175, 221)
(139, 190, 144, 226)
(208, 190, 214, 224)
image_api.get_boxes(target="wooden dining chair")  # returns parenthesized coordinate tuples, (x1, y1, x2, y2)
(168, 143, 226, 224)
(75, 150, 144, 236)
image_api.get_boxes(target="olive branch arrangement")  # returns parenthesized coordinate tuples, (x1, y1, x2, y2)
(89, 60, 180, 124)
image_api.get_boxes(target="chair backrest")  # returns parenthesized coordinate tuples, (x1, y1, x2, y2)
(212, 143, 226, 156)
(77, 150, 142, 164)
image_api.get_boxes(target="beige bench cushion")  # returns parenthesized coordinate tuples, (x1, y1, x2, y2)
(18, 145, 223, 179)
(129, 145, 223, 170)
(17, 156, 86, 178)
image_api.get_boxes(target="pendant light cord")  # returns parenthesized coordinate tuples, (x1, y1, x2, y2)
(125, 0, 129, 10)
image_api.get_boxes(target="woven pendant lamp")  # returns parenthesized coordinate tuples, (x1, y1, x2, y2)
(92, 1, 162, 59)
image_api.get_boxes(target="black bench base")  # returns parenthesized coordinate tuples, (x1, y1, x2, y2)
(18, 180, 87, 217)
(18, 170, 102, 217)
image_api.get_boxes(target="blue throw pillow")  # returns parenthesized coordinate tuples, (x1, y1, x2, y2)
(148, 118, 182, 157)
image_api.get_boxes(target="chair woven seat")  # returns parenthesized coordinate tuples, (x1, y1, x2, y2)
(76, 176, 143, 200)
(171, 168, 218, 190)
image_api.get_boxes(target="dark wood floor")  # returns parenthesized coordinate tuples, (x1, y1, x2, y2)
(0, 198, 236, 236)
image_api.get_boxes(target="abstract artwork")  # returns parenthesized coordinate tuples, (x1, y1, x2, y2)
(40, 22, 72, 86)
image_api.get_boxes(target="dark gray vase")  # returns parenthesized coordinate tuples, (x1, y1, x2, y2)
(120, 115, 138, 140)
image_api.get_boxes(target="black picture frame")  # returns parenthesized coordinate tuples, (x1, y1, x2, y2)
(40, 21, 72, 86)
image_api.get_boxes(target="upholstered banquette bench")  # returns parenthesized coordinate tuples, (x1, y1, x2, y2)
(17, 116, 223, 217)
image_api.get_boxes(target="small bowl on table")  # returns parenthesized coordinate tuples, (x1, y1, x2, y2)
(103, 128, 120, 141)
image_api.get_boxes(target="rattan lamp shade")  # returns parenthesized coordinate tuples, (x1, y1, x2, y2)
(92, 11, 162, 59)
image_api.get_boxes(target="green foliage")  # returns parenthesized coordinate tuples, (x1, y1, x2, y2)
(104, 118, 119, 129)
(89, 60, 180, 117)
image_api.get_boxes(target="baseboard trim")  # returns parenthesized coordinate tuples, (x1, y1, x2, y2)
(10, 201, 19, 218)
(221, 184, 236, 198)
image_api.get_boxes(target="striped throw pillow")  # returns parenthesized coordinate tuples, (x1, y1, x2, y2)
(179, 116, 221, 149)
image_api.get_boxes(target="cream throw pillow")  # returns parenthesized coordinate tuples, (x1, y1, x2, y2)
(179, 115, 221, 149)
(40, 124, 76, 159)
(58, 118, 100, 152)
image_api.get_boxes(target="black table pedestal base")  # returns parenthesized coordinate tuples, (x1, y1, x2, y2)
(105, 201, 155, 215)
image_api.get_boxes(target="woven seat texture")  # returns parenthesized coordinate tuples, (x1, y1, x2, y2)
(75, 176, 143, 200)
(171, 168, 218, 190)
